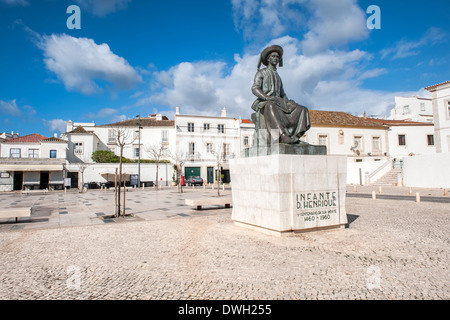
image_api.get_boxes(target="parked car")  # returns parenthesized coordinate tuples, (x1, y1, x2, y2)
(185, 176, 204, 186)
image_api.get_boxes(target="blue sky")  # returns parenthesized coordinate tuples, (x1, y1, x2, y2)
(1, 0, 449, 136)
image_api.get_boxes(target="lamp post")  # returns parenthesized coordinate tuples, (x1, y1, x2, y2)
(136, 113, 142, 188)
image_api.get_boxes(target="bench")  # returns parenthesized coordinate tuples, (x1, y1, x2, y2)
(20, 189, 49, 195)
(185, 197, 232, 210)
(0, 207, 32, 222)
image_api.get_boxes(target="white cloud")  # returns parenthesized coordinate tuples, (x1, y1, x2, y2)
(0, 99, 22, 116)
(43, 119, 67, 134)
(0, 0, 29, 6)
(38, 34, 142, 95)
(74, 0, 132, 17)
(0, 99, 35, 118)
(148, 36, 424, 119)
(381, 27, 446, 60)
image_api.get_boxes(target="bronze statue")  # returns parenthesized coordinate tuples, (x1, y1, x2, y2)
(251, 45, 311, 144)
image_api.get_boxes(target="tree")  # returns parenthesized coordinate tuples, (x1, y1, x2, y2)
(74, 156, 92, 193)
(169, 149, 188, 193)
(145, 143, 167, 190)
(109, 127, 136, 216)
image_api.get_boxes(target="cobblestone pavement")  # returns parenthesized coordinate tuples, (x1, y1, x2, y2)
(0, 186, 448, 300)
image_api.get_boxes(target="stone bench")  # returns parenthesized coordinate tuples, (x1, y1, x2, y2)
(185, 197, 232, 210)
(20, 189, 49, 195)
(0, 207, 32, 223)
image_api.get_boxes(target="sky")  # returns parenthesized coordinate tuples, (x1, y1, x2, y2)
(0, 0, 449, 136)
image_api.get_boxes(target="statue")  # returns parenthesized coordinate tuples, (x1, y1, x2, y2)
(251, 45, 311, 145)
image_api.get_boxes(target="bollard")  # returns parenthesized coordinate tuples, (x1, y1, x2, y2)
(416, 192, 421, 203)
(222, 184, 225, 191)
(353, 185, 357, 192)
(203, 184, 205, 190)
(378, 186, 382, 194)
(444, 189, 448, 196)
(409, 187, 412, 195)
(372, 191, 376, 200)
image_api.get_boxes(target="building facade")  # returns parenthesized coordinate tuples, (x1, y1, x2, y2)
(425, 80, 450, 153)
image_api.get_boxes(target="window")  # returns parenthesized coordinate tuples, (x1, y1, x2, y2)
(402, 105, 410, 115)
(353, 136, 363, 152)
(189, 143, 195, 155)
(420, 103, 426, 112)
(447, 101, 450, 118)
(372, 137, 381, 153)
(50, 150, 57, 159)
(10, 148, 21, 158)
(243, 136, 249, 147)
(222, 143, 230, 158)
(318, 135, 328, 146)
(133, 130, 141, 140)
(338, 130, 344, 144)
(203, 123, 210, 131)
(218, 124, 225, 134)
(108, 129, 115, 144)
(188, 122, 195, 133)
(74, 142, 83, 154)
(427, 135, 434, 146)
(398, 135, 406, 146)
(206, 143, 213, 153)
(134, 147, 140, 158)
(161, 130, 169, 143)
(28, 149, 39, 158)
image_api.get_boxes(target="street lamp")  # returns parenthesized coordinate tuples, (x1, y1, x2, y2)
(136, 113, 143, 188)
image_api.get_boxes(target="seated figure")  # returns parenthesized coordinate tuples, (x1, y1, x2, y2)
(251, 45, 311, 145)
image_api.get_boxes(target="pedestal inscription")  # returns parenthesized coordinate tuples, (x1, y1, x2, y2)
(229, 154, 347, 236)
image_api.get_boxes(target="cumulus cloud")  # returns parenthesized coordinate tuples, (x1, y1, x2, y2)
(74, 0, 132, 17)
(43, 119, 67, 134)
(38, 34, 142, 95)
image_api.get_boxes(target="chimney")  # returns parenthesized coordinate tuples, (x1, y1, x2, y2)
(175, 106, 180, 115)
(54, 133, 58, 138)
(156, 114, 162, 121)
(363, 112, 367, 119)
(221, 107, 227, 117)
(67, 120, 73, 132)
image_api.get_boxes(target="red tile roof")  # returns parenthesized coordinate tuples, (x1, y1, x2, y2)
(367, 118, 434, 126)
(4, 133, 48, 143)
(310, 110, 387, 129)
(425, 80, 450, 91)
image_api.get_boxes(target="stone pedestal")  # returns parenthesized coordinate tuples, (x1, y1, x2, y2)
(229, 154, 347, 236)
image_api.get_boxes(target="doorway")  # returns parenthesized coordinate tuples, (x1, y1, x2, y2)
(13, 172, 23, 191)
(207, 167, 214, 184)
(40, 171, 49, 190)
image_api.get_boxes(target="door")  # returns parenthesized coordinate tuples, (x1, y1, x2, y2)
(67, 172, 78, 189)
(13, 172, 23, 191)
(207, 167, 214, 184)
(185, 167, 201, 180)
(40, 171, 49, 190)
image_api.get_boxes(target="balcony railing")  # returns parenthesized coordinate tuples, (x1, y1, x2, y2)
(177, 126, 239, 135)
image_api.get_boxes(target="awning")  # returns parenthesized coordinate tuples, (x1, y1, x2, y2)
(0, 164, 64, 172)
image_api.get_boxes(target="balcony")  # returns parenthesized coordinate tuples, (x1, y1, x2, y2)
(177, 126, 239, 135)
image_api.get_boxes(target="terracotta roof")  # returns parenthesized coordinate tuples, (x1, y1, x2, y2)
(424, 80, 450, 91)
(241, 119, 254, 124)
(4, 133, 48, 143)
(97, 118, 175, 128)
(41, 137, 68, 143)
(367, 118, 434, 126)
(309, 110, 387, 129)
(69, 126, 90, 134)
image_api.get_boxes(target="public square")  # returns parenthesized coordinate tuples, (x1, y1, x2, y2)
(0, 185, 448, 300)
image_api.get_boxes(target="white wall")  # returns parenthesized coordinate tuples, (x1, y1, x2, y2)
(346, 159, 391, 185)
(387, 125, 436, 159)
(390, 96, 433, 122)
(432, 86, 450, 153)
(403, 153, 450, 188)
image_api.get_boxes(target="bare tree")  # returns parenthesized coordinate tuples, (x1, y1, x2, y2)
(169, 149, 188, 193)
(145, 143, 166, 190)
(111, 127, 135, 216)
(203, 138, 229, 197)
(74, 155, 92, 193)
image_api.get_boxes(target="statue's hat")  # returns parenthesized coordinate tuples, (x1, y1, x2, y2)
(258, 45, 283, 70)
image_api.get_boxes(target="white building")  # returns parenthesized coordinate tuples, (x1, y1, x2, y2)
(425, 80, 450, 153)
(0, 133, 68, 191)
(175, 107, 255, 184)
(389, 96, 433, 123)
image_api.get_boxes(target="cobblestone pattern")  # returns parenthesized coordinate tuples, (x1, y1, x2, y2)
(0, 191, 449, 299)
